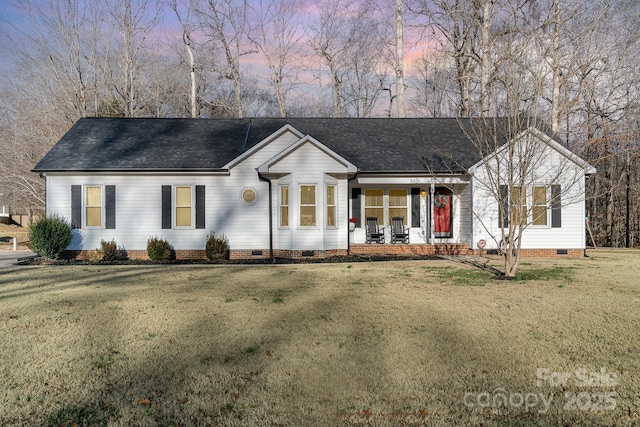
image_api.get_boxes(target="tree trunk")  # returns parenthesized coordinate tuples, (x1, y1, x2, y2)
(479, 0, 491, 117)
(550, 0, 561, 133)
(395, 0, 406, 118)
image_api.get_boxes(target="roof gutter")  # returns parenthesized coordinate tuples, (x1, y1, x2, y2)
(32, 169, 231, 175)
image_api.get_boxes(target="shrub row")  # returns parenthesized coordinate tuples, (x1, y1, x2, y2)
(146, 233, 229, 261)
(27, 216, 229, 262)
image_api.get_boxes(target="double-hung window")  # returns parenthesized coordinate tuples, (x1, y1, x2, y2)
(388, 189, 407, 224)
(364, 189, 384, 224)
(501, 185, 561, 228)
(161, 185, 205, 229)
(175, 186, 192, 227)
(300, 185, 316, 226)
(363, 188, 408, 225)
(85, 186, 102, 227)
(71, 185, 116, 229)
(510, 186, 527, 225)
(326, 185, 336, 228)
(532, 186, 548, 226)
(279, 185, 289, 227)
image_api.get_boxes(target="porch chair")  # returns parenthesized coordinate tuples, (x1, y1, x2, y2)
(390, 216, 410, 244)
(365, 217, 385, 244)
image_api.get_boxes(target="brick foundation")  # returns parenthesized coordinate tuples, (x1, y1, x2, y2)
(63, 245, 583, 261)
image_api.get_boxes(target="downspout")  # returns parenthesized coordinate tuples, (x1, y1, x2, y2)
(258, 173, 274, 262)
(39, 173, 47, 213)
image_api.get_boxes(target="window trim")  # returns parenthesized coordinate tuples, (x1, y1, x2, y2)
(364, 188, 384, 225)
(388, 188, 408, 226)
(326, 183, 337, 229)
(279, 184, 290, 228)
(240, 187, 258, 206)
(531, 186, 549, 227)
(505, 185, 552, 228)
(299, 184, 317, 228)
(174, 185, 195, 229)
(362, 187, 410, 227)
(84, 185, 104, 229)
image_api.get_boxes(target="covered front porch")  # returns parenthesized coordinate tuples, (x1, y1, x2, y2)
(349, 176, 472, 247)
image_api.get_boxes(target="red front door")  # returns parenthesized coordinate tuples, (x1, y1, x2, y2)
(434, 190, 452, 237)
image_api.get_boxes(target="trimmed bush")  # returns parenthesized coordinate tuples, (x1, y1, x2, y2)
(87, 250, 104, 263)
(89, 239, 119, 262)
(28, 215, 73, 259)
(147, 236, 172, 261)
(205, 233, 229, 261)
(100, 239, 119, 261)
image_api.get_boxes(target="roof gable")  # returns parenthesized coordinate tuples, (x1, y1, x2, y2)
(258, 135, 357, 174)
(224, 124, 304, 169)
(468, 126, 596, 174)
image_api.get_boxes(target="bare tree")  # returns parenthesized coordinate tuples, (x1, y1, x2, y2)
(168, 0, 201, 118)
(107, 0, 162, 117)
(246, 0, 303, 118)
(197, 0, 254, 118)
(411, 0, 477, 116)
(395, 0, 406, 117)
(410, 48, 459, 117)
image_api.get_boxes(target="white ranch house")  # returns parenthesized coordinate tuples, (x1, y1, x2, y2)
(33, 117, 595, 260)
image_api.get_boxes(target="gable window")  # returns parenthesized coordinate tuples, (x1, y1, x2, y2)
(241, 188, 257, 205)
(300, 185, 316, 226)
(326, 185, 336, 228)
(161, 185, 205, 229)
(85, 186, 102, 227)
(71, 185, 116, 229)
(388, 189, 407, 225)
(532, 186, 548, 226)
(364, 189, 384, 224)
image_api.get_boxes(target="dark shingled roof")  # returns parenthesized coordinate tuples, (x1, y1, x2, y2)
(34, 117, 530, 174)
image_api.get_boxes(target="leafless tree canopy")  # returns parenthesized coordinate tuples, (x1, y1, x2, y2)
(0, 0, 638, 247)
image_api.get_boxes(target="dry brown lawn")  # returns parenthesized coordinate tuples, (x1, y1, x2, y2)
(0, 250, 639, 426)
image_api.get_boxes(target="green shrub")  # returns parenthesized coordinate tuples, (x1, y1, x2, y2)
(28, 215, 73, 259)
(205, 233, 229, 261)
(147, 236, 172, 261)
(89, 239, 120, 263)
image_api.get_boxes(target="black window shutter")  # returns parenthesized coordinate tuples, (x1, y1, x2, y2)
(351, 188, 362, 227)
(105, 185, 116, 229)
(499, 185, 509, 228)
(195, 185, 205, 229)
(551, 185, 561, 228)
(71, 185, 82, 229)
(411, 188, 421, 227)
(162, 185, 172, 229)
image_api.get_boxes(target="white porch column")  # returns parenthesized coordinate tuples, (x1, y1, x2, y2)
(430, 182, 435, 244)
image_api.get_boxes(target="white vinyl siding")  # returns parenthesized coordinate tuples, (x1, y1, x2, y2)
(471, 140, 588, 250)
